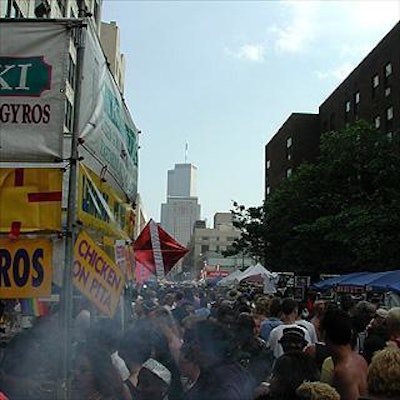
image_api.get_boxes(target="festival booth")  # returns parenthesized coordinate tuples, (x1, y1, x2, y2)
(314, 270, 400, 294)
(218, 263, 278, 294)
(313, 270, 400, 305)
(217, 268, 244, 287)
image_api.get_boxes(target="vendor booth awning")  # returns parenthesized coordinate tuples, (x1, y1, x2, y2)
(314, 270, 400, 293)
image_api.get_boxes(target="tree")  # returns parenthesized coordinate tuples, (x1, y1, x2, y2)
(229, 121, 400, 275)
(222, 201, 266, 263)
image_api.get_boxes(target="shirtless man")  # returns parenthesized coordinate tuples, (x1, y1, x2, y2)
(321, 308, 368, 400)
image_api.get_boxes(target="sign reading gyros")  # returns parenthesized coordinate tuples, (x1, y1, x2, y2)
(73, 231, 125, 317)
(0, 238, 52, 298)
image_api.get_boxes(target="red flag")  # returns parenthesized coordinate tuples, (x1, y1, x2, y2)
(133, 219, 188, 279)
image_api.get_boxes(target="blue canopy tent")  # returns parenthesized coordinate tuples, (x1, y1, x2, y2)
(388, 281, 400, 294)
(314, 270, 400, 293)
(336, 270, 392, 288)
(366, 270, 400, 292)
(313, 272, 369, 290)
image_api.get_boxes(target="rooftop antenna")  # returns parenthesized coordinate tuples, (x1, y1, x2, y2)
(184, 142, 188, 163)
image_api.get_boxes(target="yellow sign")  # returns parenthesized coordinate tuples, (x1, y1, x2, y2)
(77, 165, 135, 240)
(0, 238, 53, 298)
(0, 168, 62, 232)
(73, 230, 125, 317)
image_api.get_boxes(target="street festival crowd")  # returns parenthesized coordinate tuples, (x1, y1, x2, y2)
(0, 282, 400, 400)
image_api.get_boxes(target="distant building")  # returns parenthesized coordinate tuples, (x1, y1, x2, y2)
(265, 21, 400, 198)
(161, 163, 201, 247)
(189, 213, 255, 278)
(265, 113, 320, 196)
(100, 21, 125, 93)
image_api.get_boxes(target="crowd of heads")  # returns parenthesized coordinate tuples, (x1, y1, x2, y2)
(0, 282, 400, 400)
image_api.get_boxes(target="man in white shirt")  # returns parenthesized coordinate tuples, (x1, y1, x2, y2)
(268, 298, 311, 359)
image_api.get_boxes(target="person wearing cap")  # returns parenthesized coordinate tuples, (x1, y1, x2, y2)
(267, 298, 311, 359)
(137, 358, 171, 400)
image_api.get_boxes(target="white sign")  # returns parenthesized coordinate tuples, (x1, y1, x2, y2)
(0, 20, 70, 161)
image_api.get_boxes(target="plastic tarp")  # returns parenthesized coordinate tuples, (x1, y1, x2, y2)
(217, 269, 243, 286)
(237, 263, 278, 282)
(366, 270, 400, 292)
(314, 270, 400, 293)
(313, 272, 369, 290)
(337, 271, 391, 287)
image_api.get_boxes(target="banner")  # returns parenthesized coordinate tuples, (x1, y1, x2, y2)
(0, 237, 52, 298)
(0, 20, 70, 161)
(78, 24, 139, 200)
(73, 230, 125, 317)
(0, 168, 62, 233)
(133, 219, 189, 279)
(77, 164, 135, 240)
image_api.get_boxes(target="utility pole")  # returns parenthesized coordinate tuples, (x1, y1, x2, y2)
(57, 18, 86, 400)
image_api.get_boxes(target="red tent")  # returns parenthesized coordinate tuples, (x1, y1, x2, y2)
(133, 219, 188, 279)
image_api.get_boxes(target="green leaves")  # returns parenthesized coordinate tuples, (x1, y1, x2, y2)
(230, 121, 400, 275)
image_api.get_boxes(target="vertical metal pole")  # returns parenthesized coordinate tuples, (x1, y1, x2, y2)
(58, 20, 86, 400)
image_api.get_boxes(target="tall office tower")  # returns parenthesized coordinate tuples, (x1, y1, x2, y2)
(161, 164, 201, 246)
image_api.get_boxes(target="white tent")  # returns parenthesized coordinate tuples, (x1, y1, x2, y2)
(237, 263, 277, 282)
(217, 268, 243, 286)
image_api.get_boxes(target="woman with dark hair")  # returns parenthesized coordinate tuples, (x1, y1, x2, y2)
(72, 343, 129, 400)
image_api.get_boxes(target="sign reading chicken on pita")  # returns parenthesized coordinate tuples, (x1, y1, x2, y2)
(73, 230, 124, 317)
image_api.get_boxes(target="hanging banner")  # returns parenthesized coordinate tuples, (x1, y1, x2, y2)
(0, 20, 70, 161)
(0, 168, 63, 233)
(78, 24, 138, 200)
(0, 237, 53, 298)
(114, 240, 127, 274)
(73, 230, 125, 318)
(77, 164, 135, 240)
(133, 219, 189, 279)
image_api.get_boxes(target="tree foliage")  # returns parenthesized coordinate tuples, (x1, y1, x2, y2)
(229, 121, 400, 276)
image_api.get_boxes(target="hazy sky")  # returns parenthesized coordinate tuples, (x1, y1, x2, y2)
(102, 0, 399, 225)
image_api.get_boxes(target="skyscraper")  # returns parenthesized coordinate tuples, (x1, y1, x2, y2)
(161, 163, 201, 246)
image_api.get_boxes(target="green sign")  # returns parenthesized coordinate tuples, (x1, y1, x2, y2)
(0, 57, 51, 97)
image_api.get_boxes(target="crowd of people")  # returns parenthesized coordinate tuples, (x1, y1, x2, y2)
(0, 283, 400, 400)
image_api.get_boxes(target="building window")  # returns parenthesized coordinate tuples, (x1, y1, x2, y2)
(266, 186, 270, 195)
(374, 115, 381, 129)
(345, 100, 351, 113)
(65, 98, 73, 132)
(386, 106, 394, 121)
(286, 150, 292, 161)
(201, 245, 209, 254)
(385, 62, 392, 77)
(286, 137, 292, 148)
(372, 74, 379, 88)
(354, 91, 360, 104)
(266, 160, 270, 169)
(385, 87, 391, 97)
(286, 168, 292, 178)
(216, 245, 220, 252)
(201, 236, 209, 240)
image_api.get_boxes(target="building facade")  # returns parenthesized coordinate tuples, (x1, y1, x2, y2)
(189, 212, 255, 278)
(161, 163, 201, 247)
(265, 113, 320, 196)
(265, 21, 400, 198)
